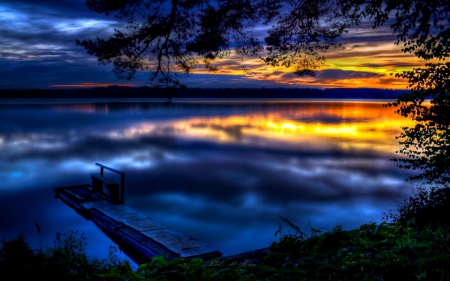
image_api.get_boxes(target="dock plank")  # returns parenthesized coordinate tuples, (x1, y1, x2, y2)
(82, 201, 167, 231)
(125, 218, 169, 231)
(81, 200, 221, 259)
(141, 228, 221, 258)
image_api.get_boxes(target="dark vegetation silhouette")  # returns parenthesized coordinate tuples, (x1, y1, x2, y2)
(4, 221, 450, 279)
(77, 0, 361, 88)
(353, 0, 450, 186)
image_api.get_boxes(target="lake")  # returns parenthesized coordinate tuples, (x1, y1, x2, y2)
(0, 98, 414, 261)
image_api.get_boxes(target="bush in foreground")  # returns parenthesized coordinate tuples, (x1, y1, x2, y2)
(386, 186, 450, 230)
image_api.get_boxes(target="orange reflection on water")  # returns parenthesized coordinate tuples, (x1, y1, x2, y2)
(110, 101, 415, 155)
(53, 103, 110, 113)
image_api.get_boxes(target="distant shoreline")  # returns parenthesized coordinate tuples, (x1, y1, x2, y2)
(0, 98, 400, 105)
(0, 87, 409, 100)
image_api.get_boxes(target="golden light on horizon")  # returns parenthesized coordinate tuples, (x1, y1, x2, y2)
(315, 125, 357, 135)
(266, 121, 304, 132)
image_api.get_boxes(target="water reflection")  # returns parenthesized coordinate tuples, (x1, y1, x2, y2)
(99, 101, 412, 155)
(0, 100, 413, 259)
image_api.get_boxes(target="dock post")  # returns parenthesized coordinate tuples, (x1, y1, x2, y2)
(91, 177, 103, 193)
(94, 163, 125, 204)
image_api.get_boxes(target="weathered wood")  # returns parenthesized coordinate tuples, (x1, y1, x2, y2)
(88, 208, 171, 260)
(91, 173, 118, 185)
(90, 173, 121, 204)
(54, 182, 222, 263)
(115, 225, 175, 258)
(81, 200, 221, 259)
(95, 163, 125, 175)
(95, 163, 125, 204)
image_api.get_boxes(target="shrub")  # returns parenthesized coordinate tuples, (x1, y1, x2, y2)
(386, 186, 450, 229)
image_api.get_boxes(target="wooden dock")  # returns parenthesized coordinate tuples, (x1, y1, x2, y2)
(54, 163, 222, 263)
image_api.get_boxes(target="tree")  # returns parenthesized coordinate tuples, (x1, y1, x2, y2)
(77, 0, 360, 87)
(351, 0, 450, 185)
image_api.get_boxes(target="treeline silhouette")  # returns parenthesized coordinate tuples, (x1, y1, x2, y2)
(0, 87, 409, 99)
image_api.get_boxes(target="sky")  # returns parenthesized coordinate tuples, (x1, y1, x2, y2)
(0, 0, 426, 89)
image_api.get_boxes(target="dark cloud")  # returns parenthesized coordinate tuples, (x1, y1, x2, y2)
(1, 1, 100, 18)
(314, 69, 384, 81)
(177, 73, 293, 88)
(325, 49, 410, 60)
(348, 44, 366, 50)
(338, 20, 397, 45)
(358, 61, 420, 68)
(0, 1, 129, 88)
(279, 72, 301, 80)
(0, 61, 127, 88)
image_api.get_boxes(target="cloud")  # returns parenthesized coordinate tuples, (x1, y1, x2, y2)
(1, 1, 100, 18)
(316, 69, 384, 80)
(358, 61, 421, 69)
(177, 73, 296, 88)
(261, 69, 389, 88)
(0, 14, 119, 55)
(0, 1, 125, 88)
(0, 61, 125, 88)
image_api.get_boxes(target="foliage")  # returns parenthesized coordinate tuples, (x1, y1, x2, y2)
(264, 219, 450, 280)
(77, 0, 360, 87)
(353, 0, 450, 61)
(0, 234, 42, 280)
(130, 255, 211, 280)
(389, 70, 450, 185)
(4, 217, 450, 281)
(385, 186, 450, 229)
(0, 230, 134, 281)
(353, 0, 450, 184)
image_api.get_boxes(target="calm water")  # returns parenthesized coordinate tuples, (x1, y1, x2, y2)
(0, 99, 414, 260)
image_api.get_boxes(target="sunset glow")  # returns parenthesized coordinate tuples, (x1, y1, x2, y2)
(0, 2, 427, 89)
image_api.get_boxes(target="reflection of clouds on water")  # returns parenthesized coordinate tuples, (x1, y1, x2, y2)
(0, 101, 413, 257)
(121, 140, 406, 253)
(0, 186, 128, 261)
(191, 123, 247, 141)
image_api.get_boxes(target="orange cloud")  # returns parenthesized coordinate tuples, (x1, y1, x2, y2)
(184, 26, 427, 89)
